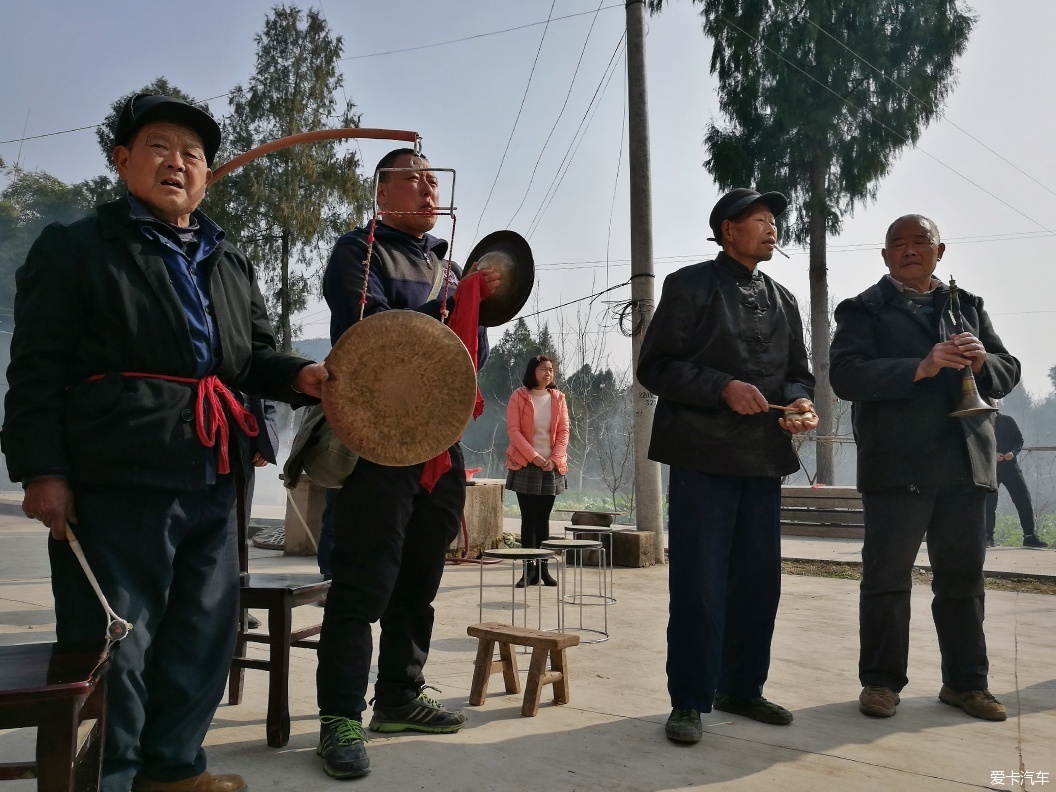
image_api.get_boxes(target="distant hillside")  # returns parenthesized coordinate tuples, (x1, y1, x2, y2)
(294, 337, 331, 362)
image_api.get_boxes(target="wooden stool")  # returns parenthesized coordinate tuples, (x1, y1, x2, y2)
(466, 622, 579, 717)
(228, 572, 330, 748)
(0, 641, 109, 791)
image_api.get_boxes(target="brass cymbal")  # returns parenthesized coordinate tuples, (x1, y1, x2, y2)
(464, 230, 534, 326)
(321, 310, 478, 467)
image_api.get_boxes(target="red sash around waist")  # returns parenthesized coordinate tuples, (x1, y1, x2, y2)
(84, 372, 258, 475)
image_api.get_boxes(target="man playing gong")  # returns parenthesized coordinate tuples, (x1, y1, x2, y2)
(315, 148, 498, 779)
(830, 214, 1020, 722)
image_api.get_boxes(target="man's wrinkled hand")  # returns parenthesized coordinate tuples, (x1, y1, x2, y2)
(721, 380, 768, 415)
(778, 398, 818, 434)
(295, 362, 329, 398)
(950, 331, 987, 374)
(915, 338, 974, 380)
(23, 477, 76, 540)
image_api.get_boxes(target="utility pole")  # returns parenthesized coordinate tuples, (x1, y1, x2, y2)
(625, 0, 665, 562)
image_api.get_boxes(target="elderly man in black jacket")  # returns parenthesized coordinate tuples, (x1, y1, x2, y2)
(638, 188, 816, 745)
(2, 95, 327, 792)
(830, 214, 1020, 723)
(986, 409, 1047, 548)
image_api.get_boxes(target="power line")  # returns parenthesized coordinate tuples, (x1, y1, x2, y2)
(506, 0, 608, 229)
(471, 0, 558, 245)
(771, 0, 1056, 202)
(339, 4, 624, 62)
(717, 14, 1056, 235)
(525, 34, 626, 239)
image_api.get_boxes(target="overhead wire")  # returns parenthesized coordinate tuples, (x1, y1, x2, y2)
(771, 0, 1056, 201)
(339, 4, 624, 62)
(470, 0, 559, 245)
(506, 0, 608, 229)
(716, 13, 1056, 235)
(525, 33, 627, 240)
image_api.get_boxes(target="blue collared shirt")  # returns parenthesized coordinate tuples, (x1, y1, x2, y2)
(127, 194, 224, 377)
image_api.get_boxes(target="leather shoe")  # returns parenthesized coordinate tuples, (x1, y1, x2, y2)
(938, 685, 1007, 721)
(132, 771, 247, 792)
(713, 693, 792, 725)
(859, 685, 899, 717)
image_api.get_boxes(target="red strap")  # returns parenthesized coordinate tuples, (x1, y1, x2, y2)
(84, 372, 259, 475)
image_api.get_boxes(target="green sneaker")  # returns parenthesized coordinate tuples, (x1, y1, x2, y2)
(318, 715, 370, 779)
(368, 687, 468, 734)
(665, 708, 702, 744)
(713, 693, 793, 725)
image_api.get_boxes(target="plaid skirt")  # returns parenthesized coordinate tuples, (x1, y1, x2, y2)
(506, 466, 567, 497)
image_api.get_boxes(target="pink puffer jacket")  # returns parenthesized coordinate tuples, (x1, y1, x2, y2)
(505, 386, 570, 475)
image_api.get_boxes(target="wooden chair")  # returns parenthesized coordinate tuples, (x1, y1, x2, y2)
(0, 641, 109, 791)
(467, 622, 579, 717)
(228, 482, 330, 748)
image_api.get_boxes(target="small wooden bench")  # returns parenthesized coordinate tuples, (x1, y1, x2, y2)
(467, 623, 579, 717)
(780, 485, 864, 539)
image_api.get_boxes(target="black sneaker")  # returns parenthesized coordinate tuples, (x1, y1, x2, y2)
(1023, 535, 1049, 548)
(368, 687, 467, 734)
(665, 708, 702, 744)
(986, 538, 996, 548)
(713, 693, 793, 725)
(318, 716, 370, 779)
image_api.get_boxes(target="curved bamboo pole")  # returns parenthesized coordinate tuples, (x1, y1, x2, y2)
(211, 127, 420, 180)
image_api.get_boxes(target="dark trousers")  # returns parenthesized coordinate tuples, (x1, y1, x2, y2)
(49, 479, 239, 792)
(860, 486, 989, 693)
(317, 487, 339, 578)
(666, 468, 781, 712)
(515, 492, 557, 549)
(985, 461, 1036, 539)
(316, 445, 465, 719)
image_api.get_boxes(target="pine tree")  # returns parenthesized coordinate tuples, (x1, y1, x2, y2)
(209, 5, 370, 351)
(647, 0, 974, 482)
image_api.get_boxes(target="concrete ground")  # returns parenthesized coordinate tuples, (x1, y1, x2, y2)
(1, 503, 1054, 790)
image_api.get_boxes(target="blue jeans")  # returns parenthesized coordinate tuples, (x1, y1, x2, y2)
(49, 478, 239, 791)
(666, 468, 782, 711)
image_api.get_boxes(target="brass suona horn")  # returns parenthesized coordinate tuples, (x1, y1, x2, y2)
(946, 278, 999, 419)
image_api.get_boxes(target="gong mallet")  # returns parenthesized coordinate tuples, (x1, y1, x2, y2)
(65, 525, 133, 642)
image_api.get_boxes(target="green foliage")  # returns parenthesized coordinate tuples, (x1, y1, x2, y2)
(648, 0, 975, 244)
(207, 5, 370, 351)
(992, 513, 1055, 548)
(95, 77, 204, 174)
(0, 165, 96, 310)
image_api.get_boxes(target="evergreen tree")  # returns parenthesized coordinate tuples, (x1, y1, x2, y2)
(209, 5, 370, 351)
(647, 0, 974, 483)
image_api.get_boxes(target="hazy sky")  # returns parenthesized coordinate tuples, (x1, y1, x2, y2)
(2, 0, 1054, 397)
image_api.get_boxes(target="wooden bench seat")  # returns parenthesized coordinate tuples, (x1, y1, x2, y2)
(780, 485, 864, 539)
(467, 623, 579, 717)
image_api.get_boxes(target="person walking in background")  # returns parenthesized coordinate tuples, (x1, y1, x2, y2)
(986, 407, 1047, 548)
(505, 355, 570, 587)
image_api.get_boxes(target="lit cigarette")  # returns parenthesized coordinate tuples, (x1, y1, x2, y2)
(773, 244, 790, 259)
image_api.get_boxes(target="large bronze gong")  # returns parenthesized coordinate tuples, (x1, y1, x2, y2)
(322, 310, 477, 466)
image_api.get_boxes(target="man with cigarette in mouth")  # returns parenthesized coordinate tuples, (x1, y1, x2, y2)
(638, 187, 816, 745)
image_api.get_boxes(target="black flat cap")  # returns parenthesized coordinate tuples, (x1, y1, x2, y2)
(114, 93, 222, 166)
(708, 188, 788, 243)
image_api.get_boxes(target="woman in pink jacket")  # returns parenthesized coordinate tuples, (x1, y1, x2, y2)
(505, 355, 570, 587)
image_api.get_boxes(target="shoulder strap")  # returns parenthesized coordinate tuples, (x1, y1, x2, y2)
(427, 254, 447, 301)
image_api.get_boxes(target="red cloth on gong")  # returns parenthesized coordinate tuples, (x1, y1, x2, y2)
(420, 271, 487, 492)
